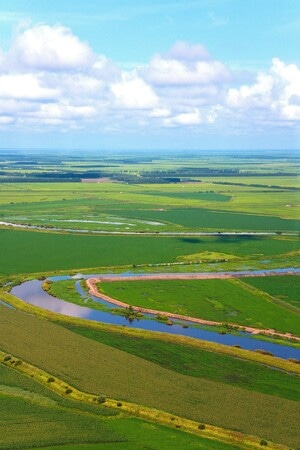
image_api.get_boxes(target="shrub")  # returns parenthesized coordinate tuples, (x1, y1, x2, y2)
(65, 388, 73, 394)
(3, 355, 11, 362)
(255, 349, 274, 357)
(97, 395, 106, 404)
(47, 377, 55, 383)
(198, 424, 206, 430)
(117, 402, 122, 407)
(260, 439, 268, 446)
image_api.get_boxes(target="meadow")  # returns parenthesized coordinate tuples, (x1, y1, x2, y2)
(0, 304, 299, 448)
(98, 278, 300, 335)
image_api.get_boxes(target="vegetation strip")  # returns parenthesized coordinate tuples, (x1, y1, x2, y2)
(0, 350, 290, 450)
(87, 276, 300, 341)
(1, 290, 299, 375)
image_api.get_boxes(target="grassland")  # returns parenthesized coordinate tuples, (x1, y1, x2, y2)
(0, 228, 299, 276)
(98, 278, 300, 335)
(0, 304, 299, 448)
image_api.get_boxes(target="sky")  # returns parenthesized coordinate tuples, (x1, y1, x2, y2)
(0, 0, 299, 151)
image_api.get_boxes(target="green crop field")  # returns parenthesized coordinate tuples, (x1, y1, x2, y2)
(35, 418, 241, 450)
(243, 276, 300, 309)
(0, 228, 299, 276)
(0, 363, 238, 450)
(0, 304, 299, 448)
(62, 323, 300, 401)
(0, 394, 121, 450)
(98, 278, 300, 335)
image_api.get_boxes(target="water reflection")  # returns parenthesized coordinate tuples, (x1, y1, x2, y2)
(10, 274, 300, 360)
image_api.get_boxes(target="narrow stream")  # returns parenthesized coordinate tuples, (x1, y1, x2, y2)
(9, 271, 300, 360)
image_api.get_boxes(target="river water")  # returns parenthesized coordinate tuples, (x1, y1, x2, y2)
(10, 270, 300, 360)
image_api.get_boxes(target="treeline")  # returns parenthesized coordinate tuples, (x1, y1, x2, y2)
(0, 167, 297, 184)
(213, 181, 300, 191)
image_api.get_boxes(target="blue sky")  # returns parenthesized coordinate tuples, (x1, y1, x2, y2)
(0, 0, 299, 150)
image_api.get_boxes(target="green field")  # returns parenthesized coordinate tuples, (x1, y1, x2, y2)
(0, 304, 299, 448)
(243, 276, 300, 309)
(0, 152, 299, 449)
(1, 364, 238, 450)
(99, 278, 300, 335)
(0, 180, 299, 233)
(0, 228, 299, 276)
(62, 323, 300, 401)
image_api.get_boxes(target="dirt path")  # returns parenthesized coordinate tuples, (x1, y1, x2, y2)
(86, 273, 300, 342)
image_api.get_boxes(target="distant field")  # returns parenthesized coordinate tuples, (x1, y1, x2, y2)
(107, 207, 300, 231)
(99, 278, 300, 335)
(0, 182, 299, 233)
(0, 229, 299, 275)
(243, 276, 300, 309)
(0, 304, 299, 448)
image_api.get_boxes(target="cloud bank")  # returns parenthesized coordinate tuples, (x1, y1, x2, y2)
(0, 24, 299, 135)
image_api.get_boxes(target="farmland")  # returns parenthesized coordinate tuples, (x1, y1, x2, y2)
(0, 228, 299, 276)
(0, 150, 299, 449)
(0, 304, 299, 448)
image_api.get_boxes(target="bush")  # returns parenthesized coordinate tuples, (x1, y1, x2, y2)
(198, 424, 206, 430)
(3, 355, 11, 362)
(65, 388, 73, 394)
(97, 395, 106, 404)
(47, 377, 55, 383)
(117, 402, 122, 407)
(260, 439, 268, 446)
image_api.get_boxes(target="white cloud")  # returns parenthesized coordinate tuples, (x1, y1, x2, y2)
(166, 41, 210, 61)
(226, 58, 300, 123)
(149, 108, 171, 118)
(0, 116, 14, 124)
(10, 24, 95, 71)
(0, 74, 59, 100)
(164, 109, 202, 126)
(144, 54, 230, 86)
(111, 74, 158, 109)
(0, 24, 299, 135)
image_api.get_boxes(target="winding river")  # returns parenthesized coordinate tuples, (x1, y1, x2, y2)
(9, 269, 300, 360)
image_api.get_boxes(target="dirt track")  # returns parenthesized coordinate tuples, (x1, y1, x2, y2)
(86, 272, 300, 342)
